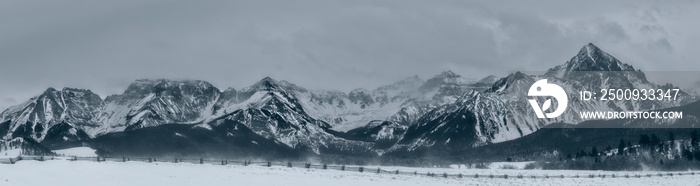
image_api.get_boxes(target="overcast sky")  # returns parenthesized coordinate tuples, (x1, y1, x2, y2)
(1, 0, 699, 110)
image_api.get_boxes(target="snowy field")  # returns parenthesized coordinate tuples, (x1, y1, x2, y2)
(1, 159, 700, 186)
(53, 147, 98, 157)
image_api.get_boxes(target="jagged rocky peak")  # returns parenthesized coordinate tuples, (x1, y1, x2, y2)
(38, 87, 62, 99)
(44, 87, 58, 93)
(58, 87, 104, 107)
(124, 79, 164, 94)
(96, 79, 224, 133)
(488, 71, 533, 93)
(34, 87, 103, 105)
(0, 86, 105, 141)
(6, 87, 105, 123)
(123, 79, 220, 97)
(542, 43, 653, 90)
(35, 87, 58, 100)
(546, 43, 637, 78)
(251, 77, 278, 91)
(573, 43, 635, 71)
(61, 87, 96, 94)
(244, 76, 306, 93)
(419, 70, 473, 91)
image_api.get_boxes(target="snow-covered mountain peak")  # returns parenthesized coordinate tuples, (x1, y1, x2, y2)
(487, 71, 534, 94)
(0, 86, 105, 141)
(61, 87, 95, 94)
(243, 77, 307, 93)
(123, 79, 220, 96)
(124, 79, 167, 94)
(43, 87, 58, 93)
(37, 87, 98, 99)
(254, 76, 279, 91)
(93, 79, 223, 134)
(546, 43, 637, 79)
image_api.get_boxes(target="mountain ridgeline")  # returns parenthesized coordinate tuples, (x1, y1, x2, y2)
(1, 43, 697, 160)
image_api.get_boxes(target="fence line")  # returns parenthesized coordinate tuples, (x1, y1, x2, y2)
(1, 155, 699, 179)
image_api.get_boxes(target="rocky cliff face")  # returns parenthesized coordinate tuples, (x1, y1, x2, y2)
(0, 88, 104, 141)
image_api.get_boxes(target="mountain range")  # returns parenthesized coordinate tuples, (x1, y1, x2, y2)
(0, 43, 696, 159)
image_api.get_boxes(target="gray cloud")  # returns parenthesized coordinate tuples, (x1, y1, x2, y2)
(1, 0, 699, 110)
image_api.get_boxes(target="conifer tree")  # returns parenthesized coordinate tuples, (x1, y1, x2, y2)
(618, 139, 626, 156)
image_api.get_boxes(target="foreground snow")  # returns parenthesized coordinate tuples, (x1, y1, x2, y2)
(0, 160, 699, 186)
(0, 148, 21, 159)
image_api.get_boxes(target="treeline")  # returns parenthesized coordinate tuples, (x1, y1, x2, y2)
(0, 139, 23, 152)
(0, 138, 55, 156)
(529, 130, 700, 171)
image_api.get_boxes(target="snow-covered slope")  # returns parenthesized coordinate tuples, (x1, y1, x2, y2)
(95, 79, 221, 135)
(206, 77, 373, 154)
(0, 79, 223, 143)
(392, 43, 695, 152)
(298, 71, 488, 132)
(0, 88, 104, 141)
(394, 90, 535, 151)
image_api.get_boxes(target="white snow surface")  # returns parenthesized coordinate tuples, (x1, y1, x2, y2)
(53, 147, 98, 157)
(1, 160, 699, 186)
(0, 148, 21, 159)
